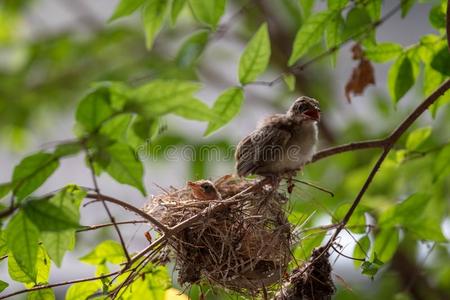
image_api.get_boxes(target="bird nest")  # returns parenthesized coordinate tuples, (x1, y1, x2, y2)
(143, 175, 292, 293)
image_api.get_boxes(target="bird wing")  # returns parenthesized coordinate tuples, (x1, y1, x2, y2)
(235, 124, 292, 177)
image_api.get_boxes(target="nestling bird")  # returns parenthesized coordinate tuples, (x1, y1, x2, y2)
(235, 96, 320, 186)
(187, 180, 222, 200)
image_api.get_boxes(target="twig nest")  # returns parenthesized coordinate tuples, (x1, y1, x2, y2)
(143, 175, 292, 293)
(275, 246, 336, 300)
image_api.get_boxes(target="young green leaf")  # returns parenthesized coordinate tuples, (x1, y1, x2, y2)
(299, 0, 315, 19)
(433, 144, 450, 182)
(27, 288, 55, 300)
(204, 87, 244, 136)
(401, 0, 417, 18)
(65, 281, 102, 300)
(188, 0, 226, 29)
(41, 230, 75, 267)
(176, 30, 210, 68)
(373, 228, 399, 263)
(0, 231, 7, 257)
(325, 12, 345, 67)
(294, 231, 326, 261)
(109, 0, 146, 21)
(173, 98, 217, 121)
(80, 240, 126, 265)
(100, 113, 133, 142)
(327, 0, 348, 10)
(283, 73, 296, 91)
(75, 88, 115, 133)
(353, 235, 370, 268)
(12, 152, 59, 201)
(289, 10, 333, 66)
(366, 0, 382, 21)
(364, 43, 403, 63)
(53, 142, 82, 158)
(0, 280, 8, 293)
(105, 143, 146, 195)
(6, 212, 40, 281)
(429, 5, 446, 29)
(387, 55, 415, 103)
(142, 0, 169, 49)
(431, 46, 450, 76)
(25, 201, 80, 231)
(170, 0, 186, 25)
(343, 7, 372, 40)
(238, 23, 271, 84)
(0, 182, 12, 200)
(406, 219, 446, 242)
(406, 127, 432, 150)
(132, 80, 201, 117)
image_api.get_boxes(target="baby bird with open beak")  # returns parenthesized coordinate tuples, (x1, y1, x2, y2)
(187, 180, 222, 201)
(235, 96, 320, 186)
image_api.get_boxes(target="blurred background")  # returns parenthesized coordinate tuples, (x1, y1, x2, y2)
(0, 0, 449, 299)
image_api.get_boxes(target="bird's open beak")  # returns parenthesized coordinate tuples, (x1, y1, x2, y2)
(304, 108, 320, 121)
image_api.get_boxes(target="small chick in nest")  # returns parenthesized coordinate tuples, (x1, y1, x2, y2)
(187, 180, 222, 200)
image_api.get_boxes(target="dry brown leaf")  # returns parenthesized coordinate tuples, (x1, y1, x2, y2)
(345, 44, 375, 103)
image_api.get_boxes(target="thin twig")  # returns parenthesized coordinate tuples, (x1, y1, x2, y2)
(0, 271, 121, 300)
(248, 0, 403, 87)
(83, 146, 131, 262)
(76, 220, 148, 232)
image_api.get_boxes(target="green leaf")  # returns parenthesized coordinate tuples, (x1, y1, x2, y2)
(238, 23, 271, 84)
(6, 212, 40, 282)
(431, 46, 450, 76)
(204, 87, 244, 136)
(176, 30, 210, 68)
(406, 127, 432, 150)
(429, 5, 446, 29)
(100, 113, 133, 142)
(65, 281, 102, 300)
(26, 185, 85, 234)
(75, 88, 115, 133)
(170, 0, 186, 25)
(109, 0, 146, 21)
(188, 0, 226, 29)
(119, 264, 170, 299)
(10, 246, 50, 284)
(433, 144, 450, 182)
(54, 142, 82, 158)
(325, 12, 345, 67)
(80, 240, 126, 265)
(0, 182, 12, 200)
(379, 194, 428, 226)
(327, 0, 348, 10)
(27, 288, 55, 300)
(366, 0, 382, 21)
(41, 230, 75, 267)
(142, 0, 169, 49)
(12, 152, 59, 201)
(406, 219, 446, 242)
(132, 80, 201, 117)
(0, 230, 7, 256)
(289, 10, 333, 66)
(353, 235, 370, 268)
(373, 228, 399, 263)
(361, 256, 383, 278)
(295, 231, 326, 261)
(299, 0, 314, 19)
(0, 280, 8, 293)
(105, 143, 146, 195)
(343, 7, 372, 40)
(283, 73, 296, 91)
(387, 55, 415, 103)
(364, 42, 403, 63)
(401, 0, 416, 18)
(173, 98, 217, 121)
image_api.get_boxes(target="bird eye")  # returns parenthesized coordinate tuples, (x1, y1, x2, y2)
(201, 183, 213, 193)
(297, 103, 309, 113)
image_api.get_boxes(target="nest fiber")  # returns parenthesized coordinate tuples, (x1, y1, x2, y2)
(144, 175, 292, 292)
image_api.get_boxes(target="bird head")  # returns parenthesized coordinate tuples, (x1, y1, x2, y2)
(187, 180, 221, 200)
(287, 96, 321, 122)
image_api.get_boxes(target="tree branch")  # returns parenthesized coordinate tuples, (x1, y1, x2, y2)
(0, 271, 121, 300)
(325, 79, 450, 248)
(76, 220, 148, 232)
